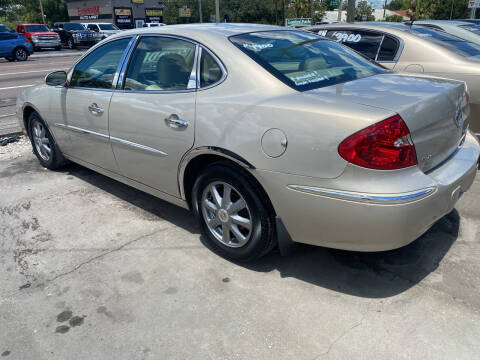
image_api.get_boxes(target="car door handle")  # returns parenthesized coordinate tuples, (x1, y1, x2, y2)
(165, 114, 188, 129)
(88, 103, 104, 115)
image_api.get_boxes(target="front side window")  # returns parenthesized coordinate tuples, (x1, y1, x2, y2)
(325, 29, 384, 60)
(26, 25, 49, 32)
(70, 37, 131, 89)
(230, 30, 384, 91)
(64, 23, 85, 31)
(99, 24, 120, 30)
(87, 24, 99, 31)
(200, 50, 223, 88)
(124, 36, 196, 91)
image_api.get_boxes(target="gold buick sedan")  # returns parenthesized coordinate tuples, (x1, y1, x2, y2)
(305, 22, 480, 134)
(17, 24, 480, 261)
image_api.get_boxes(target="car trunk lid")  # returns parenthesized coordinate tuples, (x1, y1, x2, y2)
(309, 73, 469, 172)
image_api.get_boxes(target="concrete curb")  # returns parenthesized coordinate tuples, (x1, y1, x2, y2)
(31, 51, 84, 58)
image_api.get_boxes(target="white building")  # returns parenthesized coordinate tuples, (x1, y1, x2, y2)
(321, 9, 408, 22)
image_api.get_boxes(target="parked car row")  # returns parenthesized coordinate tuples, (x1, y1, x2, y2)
(16, 24, 479, 262)
(305, 22, 480, 134)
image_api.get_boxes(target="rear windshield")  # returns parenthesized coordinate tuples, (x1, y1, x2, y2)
(230, 30, 384, 91)
(25, 25, 49, 32)
(64, 23, 85, 31)
(99, 24, 119, 30)
(410, 26, 480, 57)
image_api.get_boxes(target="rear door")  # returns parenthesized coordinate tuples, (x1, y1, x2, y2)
(109, 35, 197, 196)
(59, 37, 133, 171)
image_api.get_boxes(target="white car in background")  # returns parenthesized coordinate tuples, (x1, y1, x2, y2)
(143, 23, 166, 28)
(82, 23, 122, 40)
(414, 20, 480, 45)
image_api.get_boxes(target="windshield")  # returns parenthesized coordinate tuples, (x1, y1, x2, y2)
(99, 24, 119, 30)
(459, 24, 480, 35)
(230, 30, 384, 91)
(64, 23, 85, 31)
(410, 26, 480, 57)
(26, 25, 49, 32)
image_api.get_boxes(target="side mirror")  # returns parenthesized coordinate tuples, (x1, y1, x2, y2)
(45, 71, 67, 86)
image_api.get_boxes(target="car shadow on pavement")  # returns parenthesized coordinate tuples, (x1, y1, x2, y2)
(64, 163, 459, 299)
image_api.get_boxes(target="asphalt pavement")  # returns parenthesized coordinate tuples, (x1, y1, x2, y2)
(0, 53, 80, 136)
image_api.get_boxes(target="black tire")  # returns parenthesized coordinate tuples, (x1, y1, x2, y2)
(192, 163, 276, 262)
(27, 112, 66, 170)
(67, 38, 75, 49)
(14, 47, 28, 61)
(6, 57, 15, 62)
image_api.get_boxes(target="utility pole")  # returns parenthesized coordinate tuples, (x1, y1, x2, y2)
(337, 0, 343, 21)
(449, 0, 454, 20)
(198, 0, 203, 23)
(215, 0, 219, 24)
(39, 0, 46, 25)
(383, 0, 387, 20)
(346, 0, 355, 23)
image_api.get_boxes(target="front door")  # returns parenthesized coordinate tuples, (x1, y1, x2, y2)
(109, 36, 197, 196)
(60, 37, 132, 171)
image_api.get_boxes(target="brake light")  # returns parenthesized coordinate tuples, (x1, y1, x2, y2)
(466, 92, 470, 104)
(338, 114, 417, 170)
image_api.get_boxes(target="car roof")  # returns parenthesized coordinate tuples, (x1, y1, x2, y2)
(414, 20, 473, 25)
(113, 23, 289, 41)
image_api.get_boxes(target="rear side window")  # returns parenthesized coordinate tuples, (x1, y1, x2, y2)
(230, 30, 384, 91)
(0, 33, 17, 40)
(325, 30, 383, 60)
(377, 36, 399, 61)
(200, 50, 223, 88)
(70, 37, 131, 89)
(123, 36, 196, 91)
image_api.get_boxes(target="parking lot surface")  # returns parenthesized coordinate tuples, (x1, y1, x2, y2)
(0, 141, 479, 359)
(0, 55, 79, 136)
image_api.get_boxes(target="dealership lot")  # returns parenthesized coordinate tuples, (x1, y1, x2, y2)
(0, 142, 479, 359)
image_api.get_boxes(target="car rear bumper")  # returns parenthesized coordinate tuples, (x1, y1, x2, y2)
(255, 131, 480, 251)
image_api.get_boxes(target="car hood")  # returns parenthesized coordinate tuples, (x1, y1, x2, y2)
(308, 73, 469, 172)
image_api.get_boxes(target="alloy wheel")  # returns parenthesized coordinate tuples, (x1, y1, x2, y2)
(201, 181, 252, 248)
(31, 120, 52, 162)
(15, 48, 27, 61)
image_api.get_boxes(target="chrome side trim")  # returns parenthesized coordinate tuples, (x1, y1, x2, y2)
(178, 147, 255, 200)
(54, 123, 109, 139)
(110, 136, 168, 156)
(287, 185, 436, 204)
(54, 123, 168, 156)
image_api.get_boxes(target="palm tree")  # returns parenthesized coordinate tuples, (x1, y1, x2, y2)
(291, 0, 309, 18)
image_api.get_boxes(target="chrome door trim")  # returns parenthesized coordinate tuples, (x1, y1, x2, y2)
(110, 136, 168, 156)
(54, 123, 168, 156)
(54, 123, 109, 139)
(287, 185, 436, 204)
(116, 35, 140, 89)
(112, 36, 138, 88)
(177, 147, 255, 200)
(187, 45, 200, 89)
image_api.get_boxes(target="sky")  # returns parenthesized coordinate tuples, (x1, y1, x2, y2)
(364, 0, 390, 9)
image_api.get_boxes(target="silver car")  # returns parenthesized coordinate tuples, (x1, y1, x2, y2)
(305, 22, 480, 134)
(16, 24, 480, 261)
(414, 20, 480, 45)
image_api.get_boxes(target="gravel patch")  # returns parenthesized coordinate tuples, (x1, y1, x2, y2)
(0, 135, 31, 161)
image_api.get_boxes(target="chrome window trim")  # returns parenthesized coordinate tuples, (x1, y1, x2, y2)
(66, 35, 135, 88)
(197, 45, 228, 91)
(54, 123, 168, 156)
(187, 45, 200, 89)
(287, 185, 436, 204)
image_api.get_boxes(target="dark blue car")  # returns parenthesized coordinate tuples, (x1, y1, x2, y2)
(0, 31, 34, 61)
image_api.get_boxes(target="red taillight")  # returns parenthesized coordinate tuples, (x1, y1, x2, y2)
(338, 114, 417, 170)
(466, 92, 470, 104)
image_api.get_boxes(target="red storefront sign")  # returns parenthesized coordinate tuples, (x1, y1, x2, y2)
(77, 6, 100, 16)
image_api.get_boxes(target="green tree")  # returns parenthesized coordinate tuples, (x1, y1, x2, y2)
(355, 0, 374, 21)
(386, 0, 408, 11)
(431, 0, 469, 20)
(385, 14, 404, 22)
